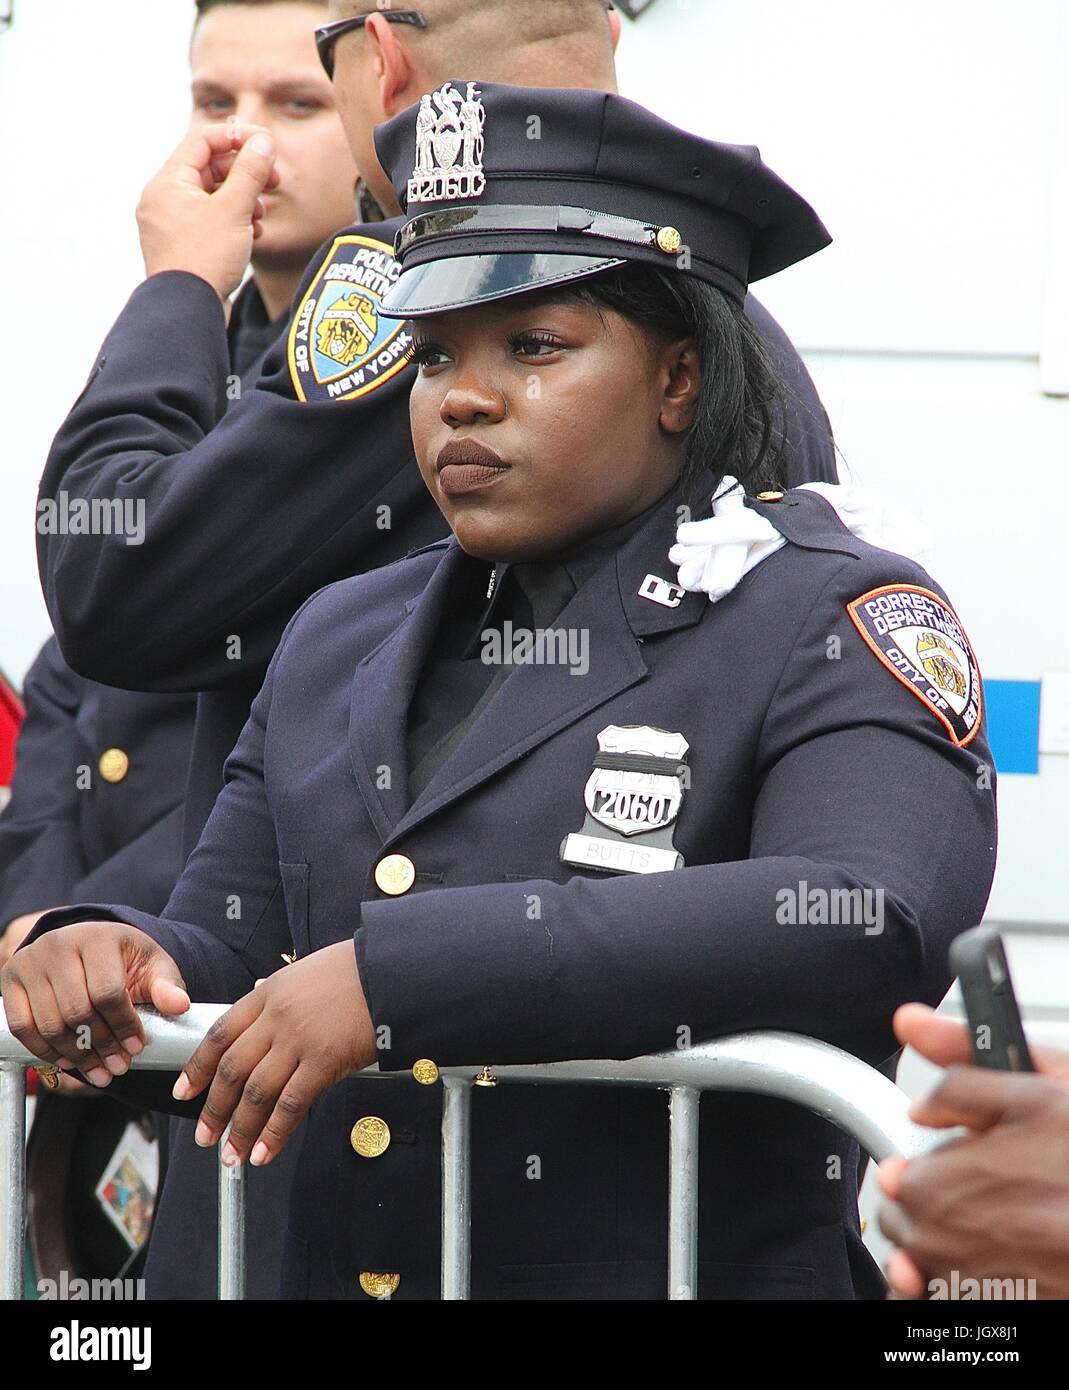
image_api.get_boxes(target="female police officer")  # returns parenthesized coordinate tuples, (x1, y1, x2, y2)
(2, 83, 997, 1300)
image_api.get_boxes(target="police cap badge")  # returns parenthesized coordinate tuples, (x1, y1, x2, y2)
(374, 81, 830, 318)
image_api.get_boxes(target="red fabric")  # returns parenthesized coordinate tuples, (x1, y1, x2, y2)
(0, 670, 27, 1089)
(0, 669, 24, 787)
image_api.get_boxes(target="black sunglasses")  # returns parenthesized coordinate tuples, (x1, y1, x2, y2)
(315, 12, 429, 80)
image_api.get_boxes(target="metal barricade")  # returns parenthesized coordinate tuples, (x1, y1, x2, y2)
(0, 1001, 941, 1301)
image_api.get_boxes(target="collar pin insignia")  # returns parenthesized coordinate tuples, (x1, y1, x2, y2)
(639, 573, 686, 608)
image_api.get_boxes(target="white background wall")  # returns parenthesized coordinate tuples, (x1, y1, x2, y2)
(613, 3, 1069, 928)
(0, 0, 197, 684)
(1, 0, 1068, 1260)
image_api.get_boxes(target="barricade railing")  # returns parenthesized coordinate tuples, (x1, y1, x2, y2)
(0, 1002, 941, 1301)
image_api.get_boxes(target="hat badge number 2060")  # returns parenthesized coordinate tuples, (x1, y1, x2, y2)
(408, 82, 487, 204)
(560, 726, 690, 876)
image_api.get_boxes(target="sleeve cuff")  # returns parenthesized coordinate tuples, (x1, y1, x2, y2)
(354, 882, 552, 1072)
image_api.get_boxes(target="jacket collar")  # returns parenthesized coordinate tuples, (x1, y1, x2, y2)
(349, 477, 710, 843)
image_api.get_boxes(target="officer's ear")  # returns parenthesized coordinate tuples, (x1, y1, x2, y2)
(658, 339, 701, 436)
(607, 7, 623, 50)
(364, 11, 416, 117)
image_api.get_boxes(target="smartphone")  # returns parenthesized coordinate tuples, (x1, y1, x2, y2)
(949, 926, 1035, 1072)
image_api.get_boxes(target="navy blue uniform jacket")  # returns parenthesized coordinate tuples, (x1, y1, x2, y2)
(1, 277, 280, 924)
(34, 488, 997, 1300)
(5, 281, 299, 1298)
(37, 219, 838, 858)
(0, 637, 191, 926)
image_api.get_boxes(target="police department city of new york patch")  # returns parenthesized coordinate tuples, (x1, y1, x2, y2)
(287, 235, 412, 403)
(560, 725, 690, 875)
(846, 584, 982, 747)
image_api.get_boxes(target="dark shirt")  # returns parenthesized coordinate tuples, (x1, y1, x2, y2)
(227, 279, 285, 379)
(406, 492, 669, 801)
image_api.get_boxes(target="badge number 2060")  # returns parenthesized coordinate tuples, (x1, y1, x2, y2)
(594, 787, 672, 828)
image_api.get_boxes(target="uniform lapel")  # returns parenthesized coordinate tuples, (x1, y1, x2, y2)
(385, 486, 709, 841)
(347, 543, 467, 840)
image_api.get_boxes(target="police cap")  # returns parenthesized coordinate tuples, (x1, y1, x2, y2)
(376, 80, 830, 318)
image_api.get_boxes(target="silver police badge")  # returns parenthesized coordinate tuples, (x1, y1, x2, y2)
(408, 81, 487, 204)
(560, 726, 690, 875)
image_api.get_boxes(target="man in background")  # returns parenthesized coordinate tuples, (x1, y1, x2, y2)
(1, 0, 358, 1295)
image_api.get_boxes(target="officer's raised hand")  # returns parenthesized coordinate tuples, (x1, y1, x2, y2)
(172, 942, 378, 1169)
(137, 120, 279, 305)
(0, 923, 191, 1086)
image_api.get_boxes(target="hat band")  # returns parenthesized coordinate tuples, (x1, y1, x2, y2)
(396, 204, 674, 262)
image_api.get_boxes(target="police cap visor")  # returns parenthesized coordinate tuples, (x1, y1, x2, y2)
(379, 252, 627, 318)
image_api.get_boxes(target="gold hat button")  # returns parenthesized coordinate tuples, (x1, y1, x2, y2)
(374, 854, 416, 896)
(412, 1059, 439, 1086)
(655, 225, 683, 255)
(755, 490, 785, 502)
(350, 1115, 391, 1158)
(359, 1272, 401, 1299)
(98, 748, 130, 783)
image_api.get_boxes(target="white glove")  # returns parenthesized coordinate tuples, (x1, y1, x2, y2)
(668, 477, 933, 604)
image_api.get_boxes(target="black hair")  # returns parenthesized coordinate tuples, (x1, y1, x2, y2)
(555, 263, 790, 515)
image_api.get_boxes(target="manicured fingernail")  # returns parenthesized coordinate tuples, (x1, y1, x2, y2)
(172, 1073, 192, 1101)
(123, 1037, 144, 1056)
(249, 1142, 269, 1167)
(249, 133, 274, 156)
(86, 1067, 110, 1087)
(221, 1142, 240, 1168)
(194, 1121, 213, 1147)
(104, 1053, 128, 1076)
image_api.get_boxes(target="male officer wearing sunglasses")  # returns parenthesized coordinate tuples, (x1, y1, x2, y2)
(34, 0, 838, 1299)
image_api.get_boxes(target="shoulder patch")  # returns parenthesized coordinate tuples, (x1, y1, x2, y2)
(846, 584, 982, 746)
(288, 235, 412, 402)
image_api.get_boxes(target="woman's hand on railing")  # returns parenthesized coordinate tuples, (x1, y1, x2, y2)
(171, 940, 377, 1170)
(0, 921, 190, 1087)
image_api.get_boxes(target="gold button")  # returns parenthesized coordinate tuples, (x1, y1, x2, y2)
(359, 1272, 400, 1299)
(755, 490, 785, 502)
(350, 1115, 391, 1158)
(473, 1065, 497, 1088)
(655, 225, 683, 255)
(98, 748, 129, 783)
(374, 854, 416, 896)
(412, 1059, 439, 1085)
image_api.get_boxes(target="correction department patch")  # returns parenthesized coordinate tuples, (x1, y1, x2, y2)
(847, 584, 982, 746)
(288, 235, 412, 402)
